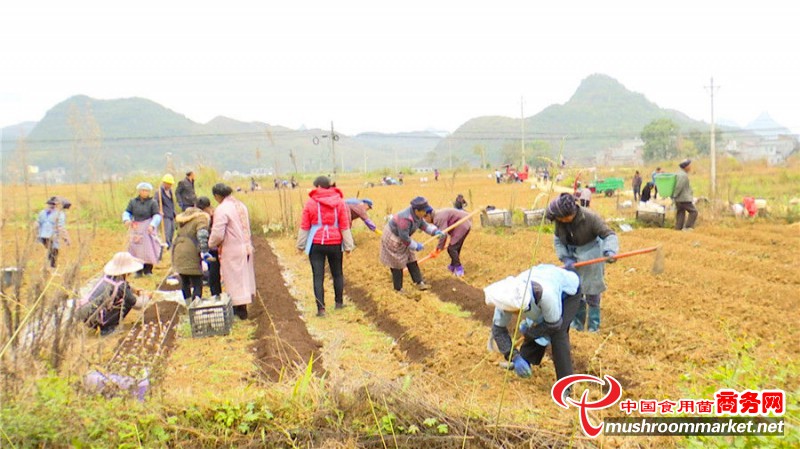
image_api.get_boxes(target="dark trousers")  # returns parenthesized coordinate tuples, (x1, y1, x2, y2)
(675, 202, 699, 230)
(633, 187, 641, 202)
(207, 250, 222, 296)
(447, 238, 467, 267)
(180, 274, 203, 300)
(309, 244, 344, 311)
(137, 264, 154, 276)
(580, 199, 590, 208)
(519, 293, 581, 380)
(40, 238, 58, 268)
(391, 261, 422, 291)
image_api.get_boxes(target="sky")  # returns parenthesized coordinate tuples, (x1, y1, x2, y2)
(2, 1, 798, 135)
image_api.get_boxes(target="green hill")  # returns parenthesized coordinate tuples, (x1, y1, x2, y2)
(1, 97, 441, 180)
(438, 74, 709, 165)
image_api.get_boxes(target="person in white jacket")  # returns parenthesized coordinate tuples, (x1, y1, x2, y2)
(486, 264, 581, 381)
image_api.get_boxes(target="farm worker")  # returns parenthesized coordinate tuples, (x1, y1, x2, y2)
(495, 169, 502, 184)
(485, 264, 581, 380)
(75, 252, 151, 336)
(632, 171, 643, 202)
(426, 208, 472, 277)
(156, 174, 177, 248)
(197, 197, 222, 297)
(434, 168, 440, 181)
(650, 167, 662, 199)
(672, 159, 698, 231)
(640, 181, 655, 203)
(175, 171, 197, 211)
(297, 176, 355, 317)
(172, 196, 211, 303)
(380, 196, 445, 293)
(345, 198, 378, 232)
(453, 193, 468, 210)
(579, 186, 592, 208)
(122, 182, 162, 277)
(547, 193, 619, 333)
(36, 197, 69, 268)
(208, 183, 256, 320)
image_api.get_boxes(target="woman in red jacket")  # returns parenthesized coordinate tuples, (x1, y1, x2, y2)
(296, 176, 355, 317)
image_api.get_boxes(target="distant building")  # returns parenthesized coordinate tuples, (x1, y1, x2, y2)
(31, 167, 67, 184)
(595, 139, 644, 166)
(725, 134, 798, 166)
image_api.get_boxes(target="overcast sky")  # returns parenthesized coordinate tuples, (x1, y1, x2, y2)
(2, 1, 798, 135)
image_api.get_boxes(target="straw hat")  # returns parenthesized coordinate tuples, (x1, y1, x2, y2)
(103, 252, 144, 276)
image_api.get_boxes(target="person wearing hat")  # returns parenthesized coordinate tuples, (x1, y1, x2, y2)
(208, 183, 256, 320)
(672, 159, 698, 231)
(547, 193, 619, 333)
(486, 263, 581, 381)
(36, 197, 69, 268)
(176, 171, 197, 211)
(75, 252, 151, 335)
(157, 174, 177, 248)
(425, 207, 472, 277)
(172, 196, 212, 303)
(379, 196, 445, 293)
(122, 182, 162, 276)
(345, 198, 378, 233)
(297, 176, 355, 317)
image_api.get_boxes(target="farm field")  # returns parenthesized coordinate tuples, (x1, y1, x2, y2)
(1, 160, 798, 448)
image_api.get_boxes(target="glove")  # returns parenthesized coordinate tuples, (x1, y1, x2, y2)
(410, 241, 424, 252)
(604, 251, 617, 263)
(562, 258, 577, 271)
(201, 252, 216, 262)
(434, 230, 446, 240)
(519, 318, 533, 335)
(511, 354, 532, 378)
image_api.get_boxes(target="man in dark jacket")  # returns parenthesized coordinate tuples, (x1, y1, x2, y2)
(157, 174, 177, 248)
(672, 159, 698, 231)
(175, 171, 197, 211)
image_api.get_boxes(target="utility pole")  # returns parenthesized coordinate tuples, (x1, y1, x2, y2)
(312, 121, 339, 177)
(520, 96, 526, 169)
(705, 78, 719, 202)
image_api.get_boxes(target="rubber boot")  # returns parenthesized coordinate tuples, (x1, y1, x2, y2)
(453, 265, 464, 277)
(447, 264, 455, 273)
(588, 305, 601, 332)
(571, 300, 587, 331)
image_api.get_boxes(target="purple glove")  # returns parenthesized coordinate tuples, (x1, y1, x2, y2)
(562, 258, 577, 271)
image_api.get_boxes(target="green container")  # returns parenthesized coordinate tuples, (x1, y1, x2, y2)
(654, 173, 677, 198)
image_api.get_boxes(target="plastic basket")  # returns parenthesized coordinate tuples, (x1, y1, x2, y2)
(480, 209, 512, 227)
(188, 294, 233, 338)
(523, 209, 549, 226)
(654, 173, 677, 198)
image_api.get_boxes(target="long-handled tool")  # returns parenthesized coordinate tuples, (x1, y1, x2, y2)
(420, 208, 483, 248)
(568, 246, 664, 274)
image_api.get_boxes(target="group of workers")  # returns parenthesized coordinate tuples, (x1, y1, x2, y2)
(296, 175, 473, 317)
(73, 171, 256, 335)
(60, 162, 698, 389)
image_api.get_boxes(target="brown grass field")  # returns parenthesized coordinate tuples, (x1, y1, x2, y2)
(1, 157, 798, 447)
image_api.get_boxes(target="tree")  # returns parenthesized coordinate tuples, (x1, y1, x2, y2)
(501, 140, 552, 166)
(472, 144, 487, 169)
(641, 118, 680, 161)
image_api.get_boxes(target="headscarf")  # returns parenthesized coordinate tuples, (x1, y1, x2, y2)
(546, 193, 578, 220)
(679, 159, 692, 169)
(136, 182, 154, 191)
(410, 196, 430, 211)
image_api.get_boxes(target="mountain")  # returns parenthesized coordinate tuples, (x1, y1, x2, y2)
(1, 121, 37, 143)
(437, 74, 710, 165)
(746, 112, 791, 138)
(1, 96, 442, 180)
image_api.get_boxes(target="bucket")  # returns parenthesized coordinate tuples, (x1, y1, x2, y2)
(754, 198, 767, 209)
(743, 197, 757, 217)
(654, 173, 677, 198)
(2, 267, 18, 287)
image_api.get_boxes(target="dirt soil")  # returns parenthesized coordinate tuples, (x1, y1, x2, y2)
(107, 301, 183, 379)
(429, 277, 492, 325)
(346, 286, 433, 362)
(250, 237, 323, 381)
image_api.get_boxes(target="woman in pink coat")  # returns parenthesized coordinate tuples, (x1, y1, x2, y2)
(208, 183, 256, 319)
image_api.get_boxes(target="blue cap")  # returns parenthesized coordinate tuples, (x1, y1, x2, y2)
(362, 198, 374, 208)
